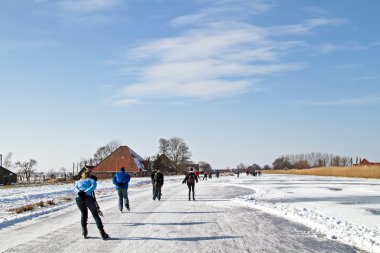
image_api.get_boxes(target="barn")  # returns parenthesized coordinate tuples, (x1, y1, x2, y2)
(0, 166, 17, 185)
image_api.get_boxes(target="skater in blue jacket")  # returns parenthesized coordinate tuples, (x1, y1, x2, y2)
(113, 167, 131, 212)
(74, 171, 109, 239)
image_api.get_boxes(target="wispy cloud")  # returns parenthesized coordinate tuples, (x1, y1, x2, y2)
(112, 98, 140, 107)
(57, 0, 121, 13)
(294, 96, 380, 107)
(110, 1, 343, 107)
(0, 39, 58, 50)
(170, 0, 274, 27)
(335, 63, 362, 70)
(317, 41, 366, 54)
(33, 0, 123, 24)
(270, 18, 345, 36)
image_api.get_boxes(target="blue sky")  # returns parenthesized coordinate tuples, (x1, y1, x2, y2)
(1, 0, 379, 172)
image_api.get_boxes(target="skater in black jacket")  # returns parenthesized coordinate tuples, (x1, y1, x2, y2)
(153, 168, 164, 201)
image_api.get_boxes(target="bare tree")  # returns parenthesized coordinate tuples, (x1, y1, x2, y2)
(158, 138, 170, 155)
(15, 159, 37, 183)
(199, 161, 212, 172)
(158, 137, 192, 174)
(93, 139, 122, 165)
(59, 167, 67, 178)
(47, 169, 57, 179)
(236, 163, 246, 171)
(3, 152, 13, 169)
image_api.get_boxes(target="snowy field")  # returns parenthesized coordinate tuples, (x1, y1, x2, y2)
(0, 174, 379, 252)
(231, 174, 380, 253)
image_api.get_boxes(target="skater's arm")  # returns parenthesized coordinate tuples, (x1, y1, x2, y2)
(182, 174, 188, 184)
(112, 175, 118, 186)
(84, 179, 97, 195)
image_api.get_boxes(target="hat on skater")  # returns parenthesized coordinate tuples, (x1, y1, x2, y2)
(120, 167, 125, 172)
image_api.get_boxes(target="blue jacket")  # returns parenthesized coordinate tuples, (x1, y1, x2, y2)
(74, 178, 97, 196)
(113, 171, 130, 189)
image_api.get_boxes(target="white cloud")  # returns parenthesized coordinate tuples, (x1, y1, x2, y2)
(39, 0, 124, 24)
(270, 18, 345, 36)
(170, 0, 274, 27)
(335, 63, 362, 70)
(58, 0, 121, 13)
(111, 98, 140, 107)
(317, 41, 366, 54)
(295, 96, 380, 107)
(0, 39, 58, 50)
(110, 1, 344, 107)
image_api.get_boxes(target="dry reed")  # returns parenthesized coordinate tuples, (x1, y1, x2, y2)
(8, 199, 58, 214)
(10, 204, 35, 214)
(265, 165, 380, 179)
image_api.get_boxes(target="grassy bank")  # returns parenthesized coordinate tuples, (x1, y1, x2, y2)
(264, 166, 380, 179)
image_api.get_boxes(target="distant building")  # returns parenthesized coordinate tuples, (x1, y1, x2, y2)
(0, 166, 17, 185)
(356, 158, 380, 166)
(92, 146, 147, 179)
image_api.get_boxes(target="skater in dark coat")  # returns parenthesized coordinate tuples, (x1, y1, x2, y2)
(182, 168, 198, 201)
(202, 171, 208, 181)
(150, 168, 157, 196)
(74, 171, 109, 239)
(153, 168, 164, 201)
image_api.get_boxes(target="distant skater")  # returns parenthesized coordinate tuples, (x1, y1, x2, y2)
(195, 169, 201, 180)
(202, 171, 208, 181)
(150, 168, 157, 196)
(74, 171, 109, 239)
(182, 168, 198, 201)
(113, 167, 131, 212)
(153, 168, 164, 201)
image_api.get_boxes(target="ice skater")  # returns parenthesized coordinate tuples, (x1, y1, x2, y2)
(74, 171, 109, 239)
(153, 168, 164, 201)
(113, 167, 131, 212)
(182, 168, 198, 201)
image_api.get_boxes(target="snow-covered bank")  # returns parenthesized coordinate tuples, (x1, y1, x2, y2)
(231, 174, 380, 253)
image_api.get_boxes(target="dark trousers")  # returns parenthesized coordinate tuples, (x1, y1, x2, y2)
(153, 183, 162, 200)
(187, 183, 195, 200)
(75, 196, 103, 229)
(117, 188, 129, 211)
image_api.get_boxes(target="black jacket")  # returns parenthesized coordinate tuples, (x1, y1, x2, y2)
(154, 171, 164, 184)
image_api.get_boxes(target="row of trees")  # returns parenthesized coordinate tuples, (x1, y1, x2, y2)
(272, 152, 353, 170)
(233, 152, 354, 172)
(3, 153, 79, 183)
(2, 153, 40, 182)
